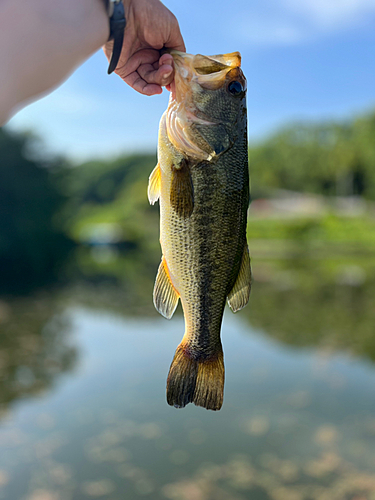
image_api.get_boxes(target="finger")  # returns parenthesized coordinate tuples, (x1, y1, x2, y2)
(159, 53, 174, 66)
(117, 48, 174, 93)
(137, 62, 173, 86)
(124, 71, 163, 96)
(116, 48, 160, 79)
(158, 54, 176, 86)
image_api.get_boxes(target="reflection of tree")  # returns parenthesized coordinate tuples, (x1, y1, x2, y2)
(245, 273, 375, 362)
(67, 275, 157, 319)
(0, 295, 77, 412)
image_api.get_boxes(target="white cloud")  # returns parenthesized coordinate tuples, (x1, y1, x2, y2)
(236, 0, 375, 46)
(286, 0, 375, 28)
(238, 16, 304, 46)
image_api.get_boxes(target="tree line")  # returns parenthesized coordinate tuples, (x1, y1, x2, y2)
(0, 109, 374, 292)
(250, 110, 375, 199)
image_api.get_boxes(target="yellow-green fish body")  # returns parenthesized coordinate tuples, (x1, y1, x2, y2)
(148, 51, 251, 410)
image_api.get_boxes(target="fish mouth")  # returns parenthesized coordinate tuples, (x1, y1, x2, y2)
(170, 51, 241, 73)
(170, 51, 242, 93)
(165, 51, 244, 161)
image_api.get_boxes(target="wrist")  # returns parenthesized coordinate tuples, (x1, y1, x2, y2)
(104, 0, 127, 73)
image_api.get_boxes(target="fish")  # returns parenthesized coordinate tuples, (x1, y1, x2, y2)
(147, 50, 251, 411)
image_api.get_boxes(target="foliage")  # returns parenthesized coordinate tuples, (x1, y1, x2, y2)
(56, 153, 162, 285)
(250, 110, 375, 199)
(248, 215, 375, 246)
(59, 154, 159, 243)
(0, 128, 74, 292)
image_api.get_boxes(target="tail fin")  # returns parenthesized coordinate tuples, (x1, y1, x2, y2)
(166, 343, 224, 411)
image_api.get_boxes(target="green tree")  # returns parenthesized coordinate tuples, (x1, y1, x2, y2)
(0, 128, 74, 293)
(250, 110, 375, 199)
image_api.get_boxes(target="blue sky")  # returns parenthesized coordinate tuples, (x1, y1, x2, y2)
(7, 0, 375, 162)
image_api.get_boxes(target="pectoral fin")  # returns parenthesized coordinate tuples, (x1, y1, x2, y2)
(170, 159, 194, 218)
(153, 257, 179, 319)
(148, 163, 161, 205)
(227, 245, 252, 313)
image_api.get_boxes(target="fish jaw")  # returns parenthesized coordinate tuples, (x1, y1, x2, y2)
(165, 51, 245, 161)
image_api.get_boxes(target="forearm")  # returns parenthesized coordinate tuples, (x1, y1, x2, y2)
(0, 0, 109, 125)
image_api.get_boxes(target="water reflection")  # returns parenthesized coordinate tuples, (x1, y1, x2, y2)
(0, 295, 77, 414)
(1, 256, 375, 500)
(72, 252, 375, 362)
(1, 307, 375, 500)
(245, 257, 375, 362)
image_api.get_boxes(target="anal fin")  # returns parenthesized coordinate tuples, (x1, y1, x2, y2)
(227, 245, 252, 313)
(153, 257, 179, 319)
(148, 163, 161, 205)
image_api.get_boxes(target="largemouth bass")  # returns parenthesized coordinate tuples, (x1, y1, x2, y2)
(148, 51, 251, 411)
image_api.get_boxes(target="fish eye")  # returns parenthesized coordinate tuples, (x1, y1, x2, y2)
(228, 80, 244, 96)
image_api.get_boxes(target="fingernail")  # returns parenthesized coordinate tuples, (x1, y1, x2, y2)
(161, 71, 173, 85)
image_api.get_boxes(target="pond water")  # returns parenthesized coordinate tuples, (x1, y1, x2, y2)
(1, 258, 375, 500)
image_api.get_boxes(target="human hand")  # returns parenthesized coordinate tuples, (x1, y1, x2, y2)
(103, 0, 185, 96)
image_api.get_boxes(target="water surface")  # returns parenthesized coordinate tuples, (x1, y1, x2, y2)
(1, 280, 375, 500)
